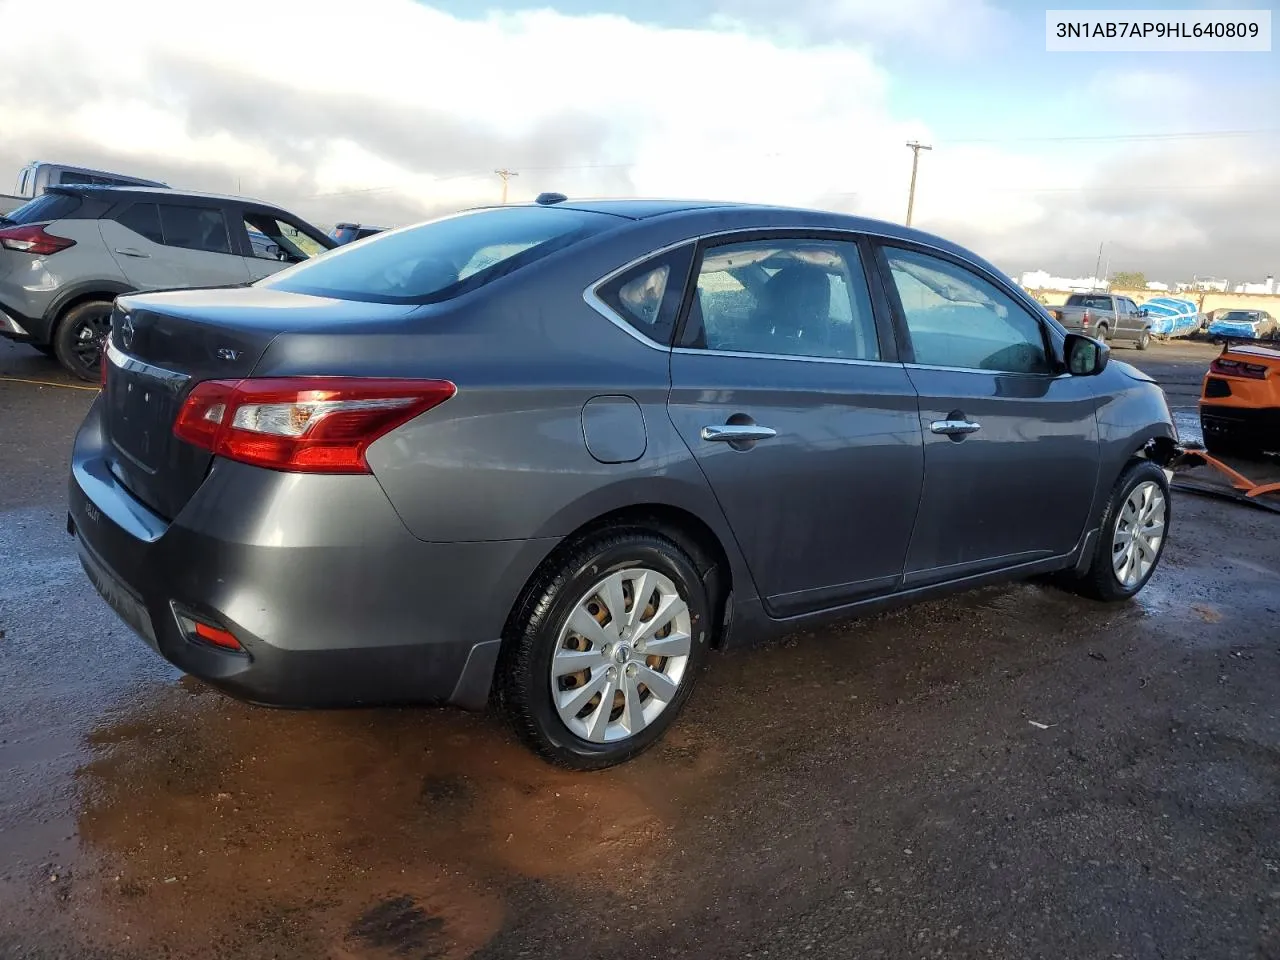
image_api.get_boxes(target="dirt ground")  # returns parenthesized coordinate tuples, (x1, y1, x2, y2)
(1, 337, 1278, 960)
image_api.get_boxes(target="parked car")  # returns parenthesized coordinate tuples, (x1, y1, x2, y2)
(1140, 297, 1200, 339)
(1199, 339, 1280, 458)
(331, 222, 386, 245)
(68, 198, 1178, 769)
(0, 185, 334, 379)
(1049, 293, 1153, 348)
(1, 161, 167, 217)
(1207, 309, 1277, 341)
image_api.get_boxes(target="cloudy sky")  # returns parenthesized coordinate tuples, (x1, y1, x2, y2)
(0, 0, 1275, 282)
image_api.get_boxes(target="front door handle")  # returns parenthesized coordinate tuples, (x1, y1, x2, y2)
(115, 248, 150, 259)
(930, 419, 982, 436)
(701, 424, 778, 443)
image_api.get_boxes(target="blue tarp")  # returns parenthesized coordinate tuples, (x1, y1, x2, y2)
(1208, 319, 1267, 339)
(1142, 298, 1200, 337)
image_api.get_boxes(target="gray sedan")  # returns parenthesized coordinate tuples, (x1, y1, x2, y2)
(69, 198, 1178, 769)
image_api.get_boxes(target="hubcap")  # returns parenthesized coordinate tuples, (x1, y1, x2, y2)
(550, 567, 692, 743)
(1112, 480, 1166, 588)
(71, 307, 112, 370)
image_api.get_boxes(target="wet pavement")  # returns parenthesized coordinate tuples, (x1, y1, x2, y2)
(2, 337, 1279, 960)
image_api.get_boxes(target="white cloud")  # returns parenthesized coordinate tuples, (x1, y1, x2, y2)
(0, 0, 1274, 279)
(712, 0, 1008, 53)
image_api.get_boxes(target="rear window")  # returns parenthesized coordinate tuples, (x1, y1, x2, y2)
(262, 206, 613, 304)
(1, 192, 82, 225)
(1067, 295, 1113, 310)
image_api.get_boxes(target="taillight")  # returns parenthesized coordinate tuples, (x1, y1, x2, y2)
(1081, 310, 1091, 328)
(0, 224, 75, 255)
(173, 377, 456, 473)
(1210, 358, 1268, 380)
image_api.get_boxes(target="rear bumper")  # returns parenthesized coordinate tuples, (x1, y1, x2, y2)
(68, 396, 558, 709)
(1199, 403, 1280, 448)
(0, 301, 36, 342)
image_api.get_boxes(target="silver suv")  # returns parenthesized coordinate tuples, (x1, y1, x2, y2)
(0, 185, 333, 379)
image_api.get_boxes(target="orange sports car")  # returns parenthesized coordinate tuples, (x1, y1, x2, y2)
(1199, 339, 1280, 458)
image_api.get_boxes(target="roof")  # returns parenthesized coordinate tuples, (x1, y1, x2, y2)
(50, 184, 271, 205)
(551, 198, 744, 219)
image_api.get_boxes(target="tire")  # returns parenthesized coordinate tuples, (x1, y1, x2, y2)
(1135, 329, 1151, 351)
(1071, 460, 1170, 602)
(498, 530, 713, 770)
(52, 300, 113, 381)
(1095, 324, 1109, 342)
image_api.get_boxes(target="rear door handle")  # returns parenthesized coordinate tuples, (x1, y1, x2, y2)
(114, 248, 150, 259)
(701, 424, 778, 443)
(930, 419, 982, 436)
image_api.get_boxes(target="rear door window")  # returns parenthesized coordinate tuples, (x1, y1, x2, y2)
(159, 204, 232, 254)
(680, 237, 881, 360)
(114, 203, 164, 244)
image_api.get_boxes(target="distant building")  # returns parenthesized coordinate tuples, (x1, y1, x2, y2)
(1233, 275, 1275, 295)
(1145, 281, 1170, 292)
(1019, 269, 1106, 292)
(1178, 278, 1229, 293)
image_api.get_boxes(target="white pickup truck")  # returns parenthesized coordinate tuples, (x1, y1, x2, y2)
(0, 161, 168, 217)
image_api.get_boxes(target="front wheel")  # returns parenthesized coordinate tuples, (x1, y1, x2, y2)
(1135, 329, 1151, 350)
(52, 300, 113, 381)
(1071, 460, 1170, 602)
(498, 531, 712, 770)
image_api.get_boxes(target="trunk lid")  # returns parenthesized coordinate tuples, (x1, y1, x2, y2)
(103, 287, 416, 519)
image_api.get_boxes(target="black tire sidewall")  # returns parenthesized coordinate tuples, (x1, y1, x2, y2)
(1093, 461, 1171, 600)
(53, 301, 111, 381)
(1137, 330, 1150, 350)
(512, 535, 711, 768)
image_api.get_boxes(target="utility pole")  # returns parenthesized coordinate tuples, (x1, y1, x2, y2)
(1092, 241, 1105, 290)
(495, 169, 518, 204)
(904, 141, 931, 226)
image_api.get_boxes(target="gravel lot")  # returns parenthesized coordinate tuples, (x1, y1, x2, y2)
(1, 336, 1278, 960)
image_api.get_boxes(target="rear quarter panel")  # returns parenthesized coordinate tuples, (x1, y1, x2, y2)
(249, 213, 771, 604)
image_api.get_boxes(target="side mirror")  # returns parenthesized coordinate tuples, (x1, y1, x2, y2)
(1064, 333, 1109, 376)
(1138, 306, 1149, 317)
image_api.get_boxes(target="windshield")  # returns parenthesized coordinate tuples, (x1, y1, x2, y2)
(1221, 311, 1257, 322)
(266, 206, 613, 303)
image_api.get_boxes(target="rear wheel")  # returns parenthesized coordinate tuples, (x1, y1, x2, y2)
(52, 300, 112, 381)
(1070, 460, 1170, 602)
(1095, 324, 1109, 342)
(498, 531, 711, 769)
